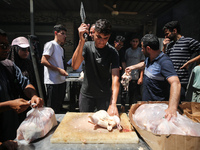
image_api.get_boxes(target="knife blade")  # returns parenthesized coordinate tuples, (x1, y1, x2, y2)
(80, 2, 88, 41)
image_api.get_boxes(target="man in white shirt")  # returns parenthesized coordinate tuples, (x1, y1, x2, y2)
(41, 24, 68, 113)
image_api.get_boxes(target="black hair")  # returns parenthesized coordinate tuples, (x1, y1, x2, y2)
(0, 29, 7, 36)
(53, 24, 67, 32)
(130, 35, 140, 41)
(115, 35, 125, 43)
(90, 24, 95, 28)
(163, 21, 181, 33)
(95, 19, 112, 35)
(141, 34, 159, 50)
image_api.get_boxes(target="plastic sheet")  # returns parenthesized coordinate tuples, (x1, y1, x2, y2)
(16, 107, 58, 144)
(132, 103, 200, 136)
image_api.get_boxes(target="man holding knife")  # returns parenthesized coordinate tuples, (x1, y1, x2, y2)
(72, 19, 120, 116)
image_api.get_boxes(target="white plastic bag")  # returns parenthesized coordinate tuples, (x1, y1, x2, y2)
(132, 103, 200, 136)
(16, 107, 58, 144)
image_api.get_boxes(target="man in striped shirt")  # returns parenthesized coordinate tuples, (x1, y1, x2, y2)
(162, 21, 200, 101)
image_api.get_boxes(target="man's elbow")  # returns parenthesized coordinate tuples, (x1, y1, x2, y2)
(41, 57, 45, 65)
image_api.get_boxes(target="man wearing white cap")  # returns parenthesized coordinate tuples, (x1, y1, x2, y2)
(41, 24, 68, 113)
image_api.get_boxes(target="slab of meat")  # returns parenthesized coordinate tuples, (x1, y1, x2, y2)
(16, 107, 58, 143)
(121, 72, 132, 91)
(88, 110, 122, 131)
(132, 103, 200, 136)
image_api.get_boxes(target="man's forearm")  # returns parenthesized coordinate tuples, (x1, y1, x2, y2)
(132, 62, 145, 70)
(110, 69, 120, 105)
(162, 45, 167, 53)
(168, 80, 181, 110)
(72, 40, 85, 70)
(110, 79, 120, 105)
(41, 56, 60, 72)
(187, 55, 200, 65)
(23, 84, 38, 99)
(0, 101, 12, 113)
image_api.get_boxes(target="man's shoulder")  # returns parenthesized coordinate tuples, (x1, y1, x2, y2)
(107, 43, 118, 53)
(44, 40, 55, 47)
(178, 36, 196, 43)
(0, 59, 14, 67)
(125, 47, 132, 51)
(85, 41, 94, 46)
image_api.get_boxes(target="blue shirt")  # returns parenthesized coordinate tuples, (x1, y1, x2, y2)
(67, 58, 85, 73)
(142, 52, 177, 101)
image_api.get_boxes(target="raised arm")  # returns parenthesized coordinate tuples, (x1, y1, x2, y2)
(125, 61, 145, 74)
(72, 23, 89, 70)
(162, 38, 170, 53)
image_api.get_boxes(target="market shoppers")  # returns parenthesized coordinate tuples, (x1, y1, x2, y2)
(162, 21, 200, 101)
(125, 34, 181, 120)
(41, 24, 68, 113)
(8, 36, 37, 97)
(89, 24, 95, 41)
(113, 35, 127, 112)
(72, 19, 120, 116)
(125, 35, 145, 107)
(0, 29, 44, 142)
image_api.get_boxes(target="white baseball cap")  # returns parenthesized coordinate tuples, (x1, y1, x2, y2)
(11, 37, 30, 48)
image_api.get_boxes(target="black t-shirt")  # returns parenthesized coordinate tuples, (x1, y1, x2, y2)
(81, 41, 119, 98)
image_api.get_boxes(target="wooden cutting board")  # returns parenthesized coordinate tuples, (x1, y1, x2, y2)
(50, 112, 139, 144)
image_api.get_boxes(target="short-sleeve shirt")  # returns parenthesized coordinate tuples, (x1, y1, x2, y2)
(0, 59, 30, 142)
(142, 52, 177, 101)
(125, 47, 145, 80)
(166, 36, 200, 85)
(43, 40, 65, 84)
(67, 58, 85, 73)
(81, 41, 119, 98)
(192, 65, 200, 89)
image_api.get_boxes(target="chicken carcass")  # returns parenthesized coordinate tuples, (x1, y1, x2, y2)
(88, 110, 122, 131)
(121, 72, 132, 91)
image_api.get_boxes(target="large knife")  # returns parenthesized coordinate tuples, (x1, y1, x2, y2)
(80, 2, 88, 41)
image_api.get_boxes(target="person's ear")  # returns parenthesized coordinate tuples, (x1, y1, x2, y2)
(54, 31, 57, 35)
(146, 46, 151, 51)
(173, 28, 177, 33)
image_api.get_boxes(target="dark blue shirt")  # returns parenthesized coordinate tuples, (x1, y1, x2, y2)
(142, 52, 177, 101)
(0, 59, 30, 142)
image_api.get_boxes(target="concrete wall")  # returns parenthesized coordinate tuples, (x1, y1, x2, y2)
(156, 0, 200, 41)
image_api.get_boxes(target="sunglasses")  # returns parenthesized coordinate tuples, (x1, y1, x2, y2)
(20, 48, 30, 52)
(0, 43, 10, 50)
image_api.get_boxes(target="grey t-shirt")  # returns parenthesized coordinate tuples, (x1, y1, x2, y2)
(81, 41, 119, 98)
(125, 47, 145, 80)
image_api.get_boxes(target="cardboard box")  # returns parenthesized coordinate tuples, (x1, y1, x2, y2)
(129, 102, 200, 150)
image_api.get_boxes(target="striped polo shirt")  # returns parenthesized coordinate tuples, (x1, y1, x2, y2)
(166, 36, 200, 85)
